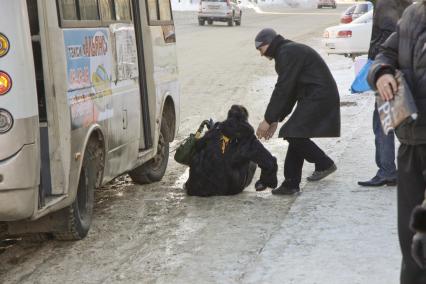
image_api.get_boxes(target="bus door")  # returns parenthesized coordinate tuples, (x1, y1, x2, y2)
(27, 0, 52, 208)
(131, 0, 152, 150)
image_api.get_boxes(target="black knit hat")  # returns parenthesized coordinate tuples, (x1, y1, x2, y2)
(255, 28, 277, 49)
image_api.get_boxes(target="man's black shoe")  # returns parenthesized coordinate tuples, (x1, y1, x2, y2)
(358, 176, 397, 187)
(307, 163, 337, 182)
(271, 184, 301, 195)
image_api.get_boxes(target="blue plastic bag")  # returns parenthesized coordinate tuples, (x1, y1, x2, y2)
(351, 59, 373, 94)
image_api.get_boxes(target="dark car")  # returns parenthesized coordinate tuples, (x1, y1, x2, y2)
(318, 0, 337, 9)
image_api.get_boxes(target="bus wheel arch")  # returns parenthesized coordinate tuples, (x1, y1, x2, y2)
(161, 96, 176, 143)
(54, 131, 105, 241)
(129, 96, 175, 185)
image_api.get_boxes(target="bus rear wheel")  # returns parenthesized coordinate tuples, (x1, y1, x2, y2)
(129, 126, 169, 185)
(54, 140, 100, 241)
(21, 233, 50, 243)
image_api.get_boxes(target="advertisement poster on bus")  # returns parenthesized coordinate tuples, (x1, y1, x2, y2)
(111, 24, 138, 81)
(64, 29, 113, 130)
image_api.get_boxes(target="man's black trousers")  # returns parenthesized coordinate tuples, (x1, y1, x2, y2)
(284, 138, 334, 188)
(398, 144, 426, 284)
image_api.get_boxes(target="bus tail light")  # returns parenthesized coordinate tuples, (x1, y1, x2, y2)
(0, 33, 10, 57)
(0, 71, 12, 95)
(0, 109, 13, 134)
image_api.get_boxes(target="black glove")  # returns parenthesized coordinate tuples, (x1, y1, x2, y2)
(412, 233, 426, 269)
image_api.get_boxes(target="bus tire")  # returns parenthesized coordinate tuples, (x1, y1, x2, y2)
(21, 233, 50, 243)
(54, 140, 100, 241)
(129, 125, 169, 185)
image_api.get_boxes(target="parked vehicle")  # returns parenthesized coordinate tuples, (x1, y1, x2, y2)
(323, 10, 373, 58)
(340, 2, 373, 24)
(340, 5, 356, 24)
(198, 0, 242, 26)
(0, 0, 179, 240)
(351, 1, 373, 21)
(317, 0, 336, 9)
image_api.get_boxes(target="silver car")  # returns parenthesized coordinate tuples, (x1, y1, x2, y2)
(198, 0, 242, 26)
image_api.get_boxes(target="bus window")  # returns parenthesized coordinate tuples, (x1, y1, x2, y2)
(115, 0, 132, 21)
(79, 0, 100, 20)
(60, 0, 78, 20)
(147, 0, 159, 22)
(158, 0, 172, 21)
(100, 0, 115, 21)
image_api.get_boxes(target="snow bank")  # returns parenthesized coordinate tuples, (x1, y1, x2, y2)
(171, 0, 319, 11)
(171, 0, 199, 11)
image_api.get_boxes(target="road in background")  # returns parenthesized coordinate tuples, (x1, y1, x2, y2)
(174, 6, 348, 135)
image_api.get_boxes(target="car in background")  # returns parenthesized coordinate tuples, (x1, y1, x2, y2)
(198, 0, 242, 26)
(340, 5, 356, 24)
(351, 1, 373, 20)
(317, 0, 336, 9)
(340, 2, 373, 24)
(323, 10, 373, 58)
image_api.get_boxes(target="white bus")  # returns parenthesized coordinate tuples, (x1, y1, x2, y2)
(0, 0, 179, 240)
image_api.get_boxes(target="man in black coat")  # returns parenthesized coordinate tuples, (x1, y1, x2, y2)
(368, 1, 426, 282)
(255, 28, 341, 195)
(358, 0, 411, 187)
(185, 105, 278, 197)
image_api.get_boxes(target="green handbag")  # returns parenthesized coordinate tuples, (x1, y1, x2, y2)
(174, 120, 212, 166)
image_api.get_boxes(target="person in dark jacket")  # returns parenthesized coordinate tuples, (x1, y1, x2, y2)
(254, 28, 341, 195)
(358, 0, 411, 187)
(368, 2, 426, 283)
(185, 105, 278, 197)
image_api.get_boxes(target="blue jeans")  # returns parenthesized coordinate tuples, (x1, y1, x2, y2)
(373, 104, 397, 179)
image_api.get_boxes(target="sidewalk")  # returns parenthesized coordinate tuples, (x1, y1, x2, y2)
(242, 96, 401, 284)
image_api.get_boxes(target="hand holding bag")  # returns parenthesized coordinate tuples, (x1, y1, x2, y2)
(174, 120, 212, 166)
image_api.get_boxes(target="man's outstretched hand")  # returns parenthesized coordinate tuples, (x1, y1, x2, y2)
(265, 122, 278, 140)
(257, 120, 278, 140)
(256, 120, 270, 139)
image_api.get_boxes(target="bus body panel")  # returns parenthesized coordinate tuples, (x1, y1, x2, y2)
(0, 0, 40, 220)
(139, 21, 180, 154)
(61, 25, 143, 184)
(152, 25, 180, 143)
